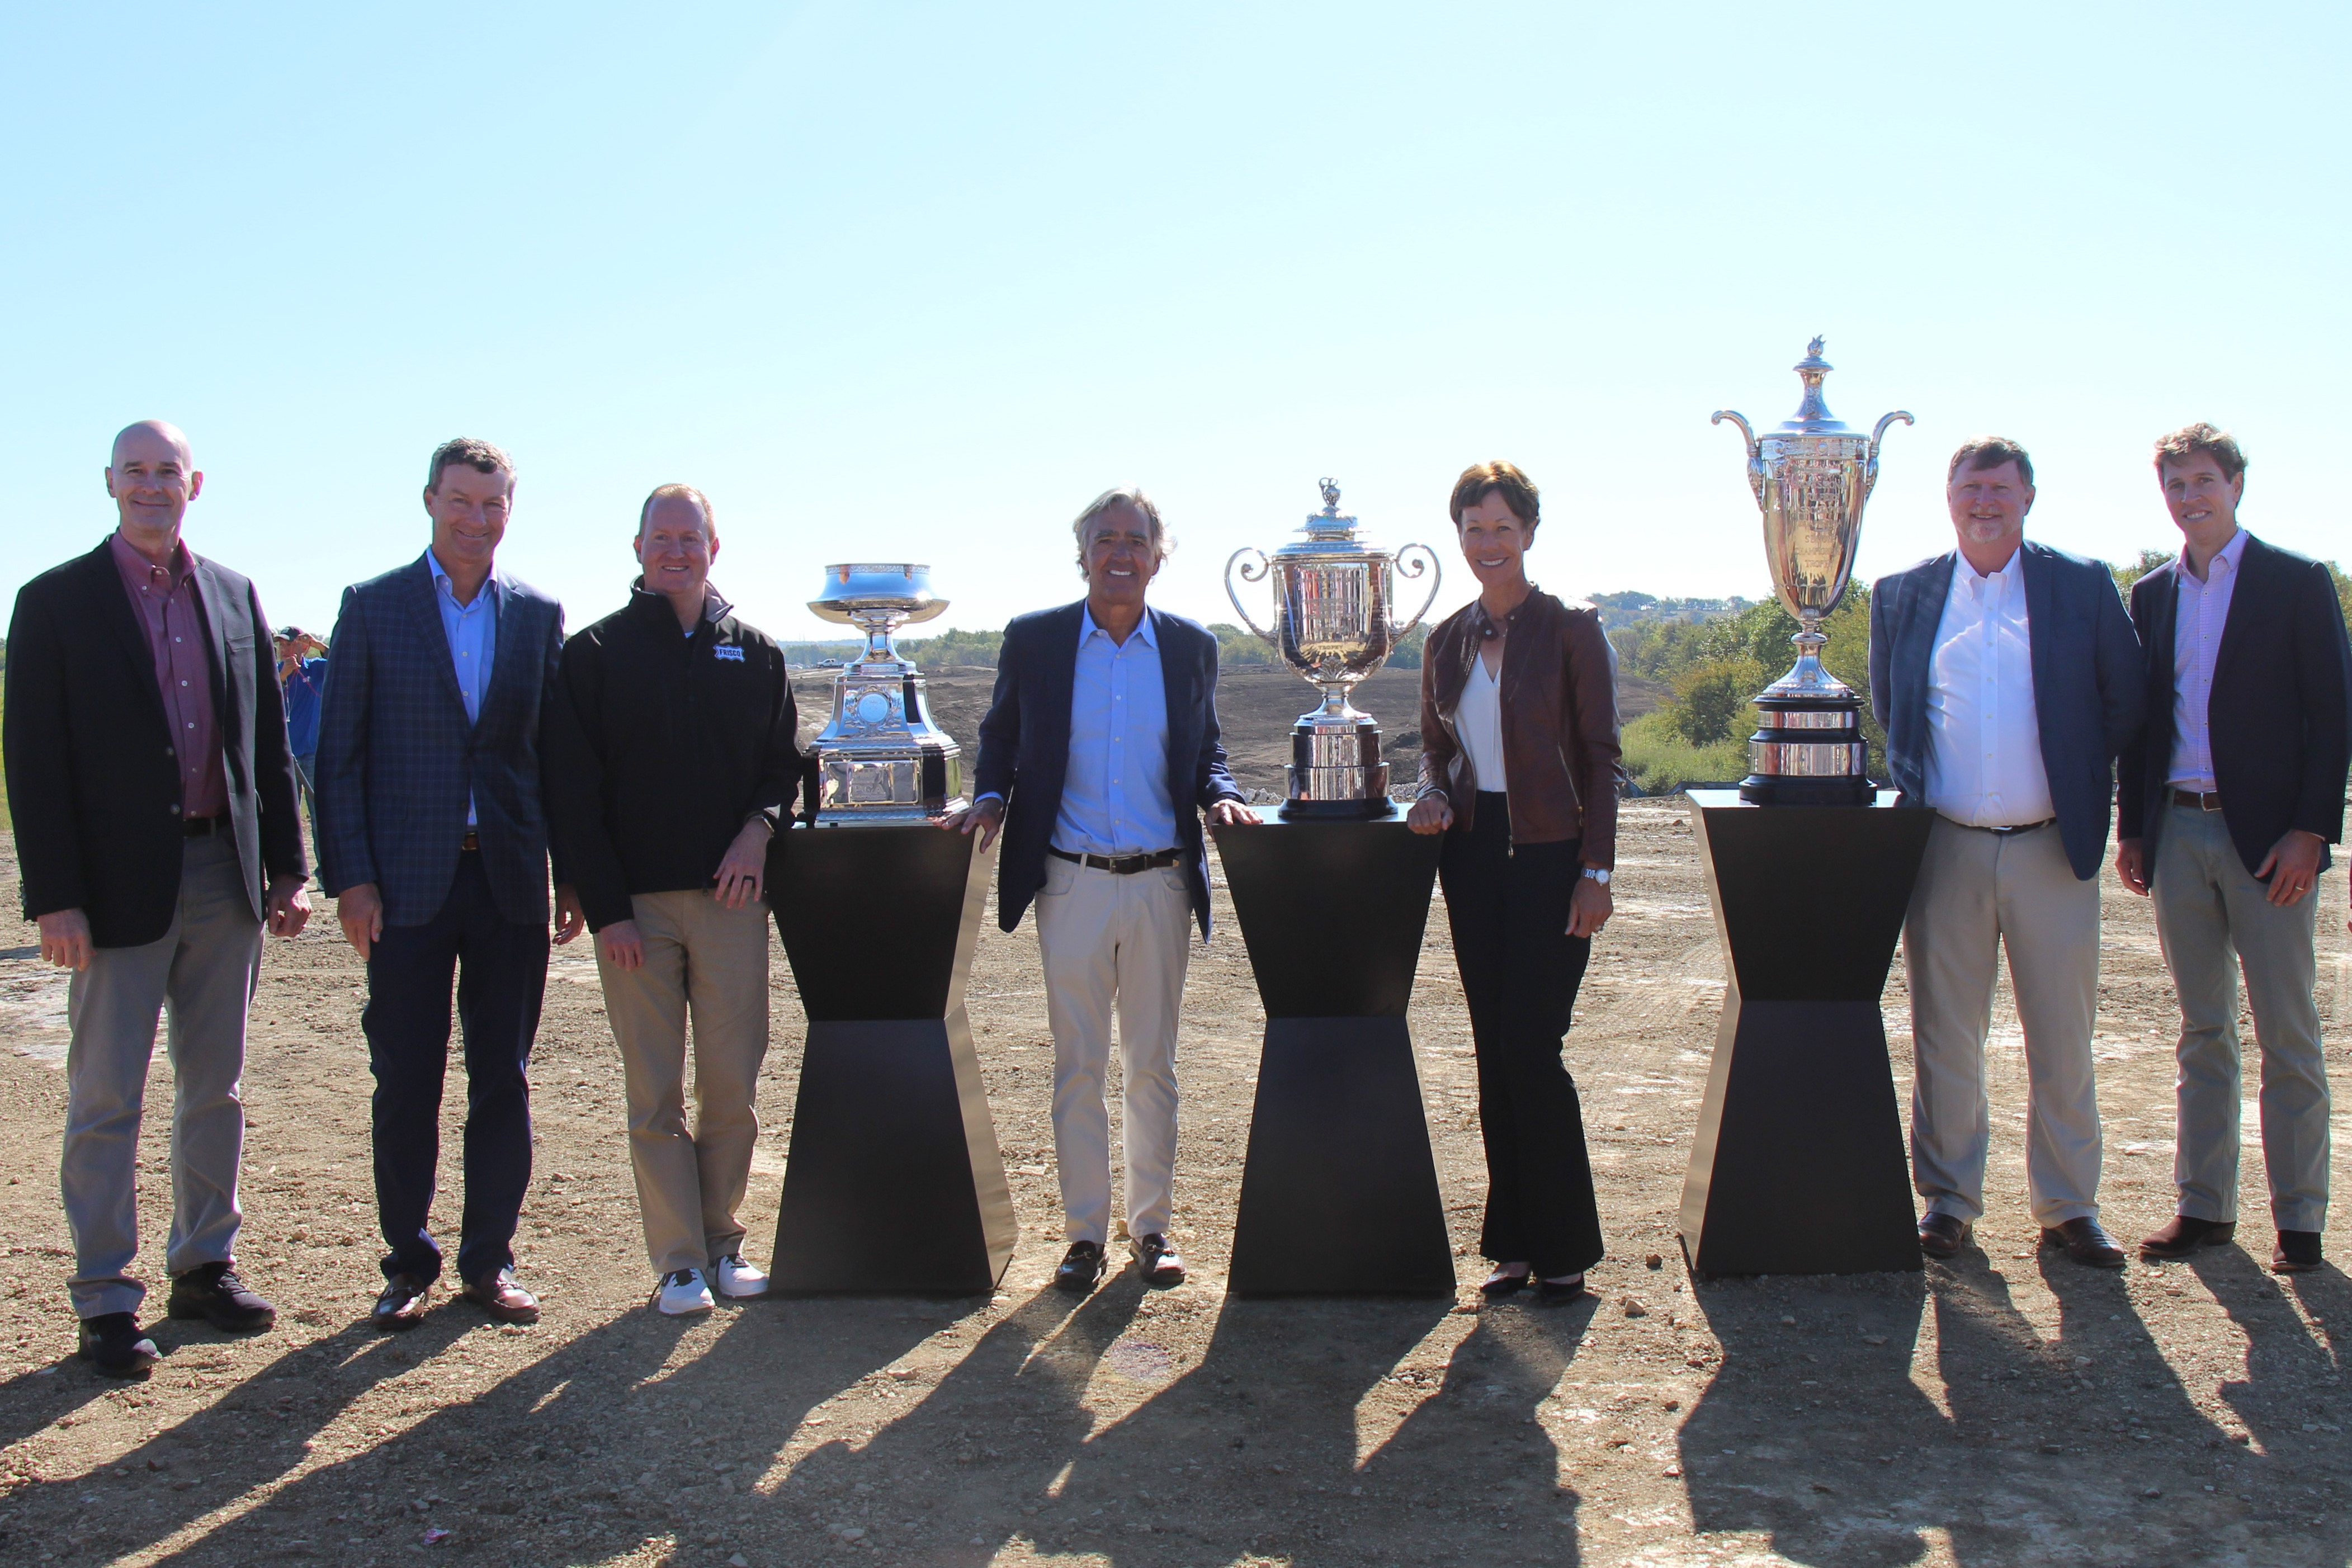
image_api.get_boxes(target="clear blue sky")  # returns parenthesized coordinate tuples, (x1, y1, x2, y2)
(4, 4, 2344, 648)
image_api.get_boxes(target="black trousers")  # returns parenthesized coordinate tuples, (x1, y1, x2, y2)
(365, 851, 549, 1286)
(1438, 792, 1603, 1277)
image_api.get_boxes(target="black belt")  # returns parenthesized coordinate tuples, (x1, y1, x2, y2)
(2171, 789, 2223, 812)
(182, 814, 227, 837)
(461, 830, 481, 852)
(1048, 846, 1182, 875)
(1978, 817, 2056, 837)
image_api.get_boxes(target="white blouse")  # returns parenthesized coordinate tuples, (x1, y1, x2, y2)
(1455, 648, 1508, 794)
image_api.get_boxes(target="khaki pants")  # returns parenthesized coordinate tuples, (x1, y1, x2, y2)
(2152, 800, 2330, 1232)
(1034, 854, 1193, 1245)
(594, 891, 771, 1277)
(63, 833, 263, 1318)
(1904, 815, 2105, 1228)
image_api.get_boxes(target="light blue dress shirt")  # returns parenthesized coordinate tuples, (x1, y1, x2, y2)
(427, 548, 497, 826)
(1053, 607, 1178, 857)
(2165, 526, 2248, 793)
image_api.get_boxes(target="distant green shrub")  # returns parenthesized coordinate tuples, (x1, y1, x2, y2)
(1621, 709, 1749, 796)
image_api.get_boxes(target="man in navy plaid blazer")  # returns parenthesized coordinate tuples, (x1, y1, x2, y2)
(315, 437, 584, 1330)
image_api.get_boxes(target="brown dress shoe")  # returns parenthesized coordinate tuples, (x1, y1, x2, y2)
(371, 1273, 433, 1331)
(1918, 1213, 1971, 1260)
(461, 1269, 540, 1324)
(2272, 1231, 2324, 1274)
(2140, 1215, 2235, 1260)
(2042, 1217, 2127, 1268)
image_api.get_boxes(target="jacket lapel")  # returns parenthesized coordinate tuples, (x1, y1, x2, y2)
(1038, 602, 1083, 775)
(2021, 541, 2055, 707)
(2211, 532, 2265, 691)
(82, 540, 171, 729)
(1897, 552, 1956, 730)
(1152, 608, 1197, 793)
(191, 555, 239, 745)
(2141, 559, 2180, 727)
(405, 555, 475, 724)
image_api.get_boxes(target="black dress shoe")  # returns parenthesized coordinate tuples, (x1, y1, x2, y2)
(1533, 1274, 1588, 1305)
(166, 1262, 276, 1331)
(2273, 1231, 2324, 1274)
(1054, 1241, 1106, 1294)
(2140, 1215, 2235, 1260)
(1480, 1265, 1531, 1298)
(2042, 1217, 2127, 1268)
(371, 1273, 433, 1331)
(1918, 1213, 1971, 1260)
(1130, 1234, 1186, 1287)
(78, 1312, 158, 1377)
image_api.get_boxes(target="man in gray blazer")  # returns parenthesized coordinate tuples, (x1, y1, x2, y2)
(1869, 436, 2144, 1268)
(315, 437, 584, 1330)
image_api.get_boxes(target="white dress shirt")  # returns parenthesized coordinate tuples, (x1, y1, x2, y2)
(2165, 527, 2247, 793)
(1924, 549, 2056, 828)
(1455, 648, 1508, 792)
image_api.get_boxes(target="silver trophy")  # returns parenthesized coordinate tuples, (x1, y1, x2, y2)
(1713, 340, 1910, 806)
(1225, 478, 1441, 819)
(806, 564, 968, 824)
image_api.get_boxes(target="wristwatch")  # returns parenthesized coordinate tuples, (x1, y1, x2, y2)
(1581, 866, 1610, 885)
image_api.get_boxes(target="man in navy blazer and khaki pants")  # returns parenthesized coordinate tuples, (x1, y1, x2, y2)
(1871, 436, 2145, 1268)
(954, 487, 1258, 1294)
(2116, 424, 2350, 1275)
(317, 438, 584, 1329)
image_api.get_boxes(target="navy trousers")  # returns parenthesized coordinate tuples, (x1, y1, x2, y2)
(365, 851, 549, 1286)
(1439, 793, 1604, 1278)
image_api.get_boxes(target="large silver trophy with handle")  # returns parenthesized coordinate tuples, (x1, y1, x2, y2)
(806, 564, 969, 824)
(1225, 478, 1441, 818)
(1712, 340, 1910, 806)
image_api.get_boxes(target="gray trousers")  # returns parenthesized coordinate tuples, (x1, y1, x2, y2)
(1904, 815, 2105, 1227)
(2152, 800, 2331, 1232)
(62, 833, 263, 1318)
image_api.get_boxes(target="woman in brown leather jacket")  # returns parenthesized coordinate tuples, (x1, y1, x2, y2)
(1407, 461, 1623, 1301)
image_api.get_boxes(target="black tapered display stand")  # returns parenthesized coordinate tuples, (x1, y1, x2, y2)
(1213, 812, 1454, 1295)
(1677, 789, 1933, 1278)
(766, 826, 1016, 1293)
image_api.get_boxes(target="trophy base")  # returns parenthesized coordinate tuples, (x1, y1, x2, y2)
(1278, 795, 1399, 821)
(1739, 688, 1869, 807)
(1284, 712, 1391, 815)
(814, 746, 964, 825)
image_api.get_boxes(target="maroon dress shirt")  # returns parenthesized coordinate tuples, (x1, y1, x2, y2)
(109, 531, 228, 820)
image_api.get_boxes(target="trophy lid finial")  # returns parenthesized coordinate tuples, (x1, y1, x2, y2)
(1318, 476, 1342, 514)
(1787, 337, 1839, 429)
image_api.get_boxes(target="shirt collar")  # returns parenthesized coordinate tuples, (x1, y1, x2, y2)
(1079, 604, 1157, 649)
(2180, 527, 2249, 583)
(110, 529, 192, 585)
(424, 547, 498, 608)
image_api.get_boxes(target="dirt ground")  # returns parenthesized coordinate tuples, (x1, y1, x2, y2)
(0, 664, 2346, 1568)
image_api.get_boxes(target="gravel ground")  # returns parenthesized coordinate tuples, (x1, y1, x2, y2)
(0, 669, 2345, 1567)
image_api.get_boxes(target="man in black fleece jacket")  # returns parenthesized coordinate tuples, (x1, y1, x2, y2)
(545, 484, 803, 1315)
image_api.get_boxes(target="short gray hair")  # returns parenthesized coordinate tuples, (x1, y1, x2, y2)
(1071, 486, 1170, 575)
(638, 483, 715, 537)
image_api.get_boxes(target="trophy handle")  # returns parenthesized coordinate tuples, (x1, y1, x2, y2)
(1222, 548, 1279, 645)
(1865, 410, 1914, 499)
(1391, 543, 1443, 640)
(1711, 409, 1765, 507)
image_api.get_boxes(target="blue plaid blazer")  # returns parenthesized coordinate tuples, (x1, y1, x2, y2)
(315, 554, 566, 927)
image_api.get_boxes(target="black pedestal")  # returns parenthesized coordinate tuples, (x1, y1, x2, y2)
(1677, 790, 1933, 1278)
(1213, 813, 1454, 1296)
(766, 825, 1015, 1293)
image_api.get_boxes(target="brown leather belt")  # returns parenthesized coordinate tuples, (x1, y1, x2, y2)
(1049, 847, 1181, 875)
(2172, 789, 2223, 812)
(182, 814, 227, 838)
(461, 830, 481, 852)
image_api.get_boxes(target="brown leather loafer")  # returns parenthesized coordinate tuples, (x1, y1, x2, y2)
(371, 1273, 433, 1331)
(2042, 1217, 2127, 1269)
(1918, 1213, 1971, 1260)
(2140, 1215, 2236, 1260)
(2272, 1231, 2324, 1274)
(461, 1269, 540, 1324)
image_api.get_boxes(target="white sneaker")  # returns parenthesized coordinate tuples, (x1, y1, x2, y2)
(657, 1268, 714, 1315)
(714, 1253, 769, 1299)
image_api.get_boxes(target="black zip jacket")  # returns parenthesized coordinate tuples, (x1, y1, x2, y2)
(546, 582, 804, 932)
